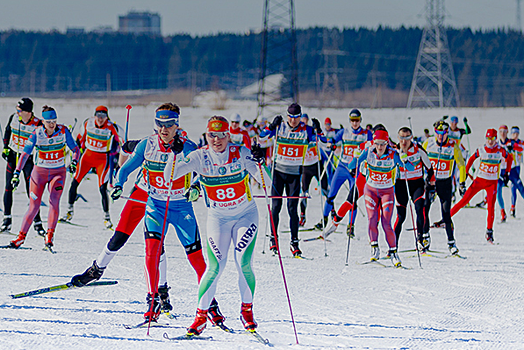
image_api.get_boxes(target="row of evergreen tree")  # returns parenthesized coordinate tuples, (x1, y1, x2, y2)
(1, 27, 523, 106)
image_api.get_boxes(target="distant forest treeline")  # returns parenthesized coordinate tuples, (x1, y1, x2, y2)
(1, 27, 524, 107)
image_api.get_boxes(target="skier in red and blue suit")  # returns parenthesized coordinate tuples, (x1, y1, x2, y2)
(9, 106, 80, 249)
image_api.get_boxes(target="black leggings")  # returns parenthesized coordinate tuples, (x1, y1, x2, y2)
(300, 162, 328, 213)
(271, 170, 301, 241)
(394, 178, 425, 243)
(424, 177, 455, 242)
(69, 178, 109, 212)
(3, 152, 42, 223)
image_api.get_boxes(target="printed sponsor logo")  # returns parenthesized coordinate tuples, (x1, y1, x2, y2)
(209, 237, 222, 260)
(235, 223, 257, 252)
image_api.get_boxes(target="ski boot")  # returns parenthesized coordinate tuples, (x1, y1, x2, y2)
(9, 231, 27, 248)
(510, 205, 516, 218)
(44, 229, 54, 248)
(0, 215, 12, 232)
(500, 209, 507, 223)
(144, 293, 161, 322)
(370, 242, 380, 261)
(208, 298, 225, 326)
(269, 236, 278, 255)
(290, 239, 302, 257)
(62, 205, 74, 222)
(418, 232, 431, 252)
(187, 308, 207, 335)
(433, 219, 445, 228)
(324, 215, 342, 238)
(485, 229, 494, 243)
(448, 240, 459, 255)
(34, 221, 46, 237)
(158, 283, 173, 313)
(346, 223, 355, 238)
(389, 249, 402, 267)
(104, 212, 113, 229)
(299, 212, 306, 227)
(71, 260, 105, 287)
(314, 216, 328, 230)
(475, 198, 487, 208)
(240, 302, 257, 330)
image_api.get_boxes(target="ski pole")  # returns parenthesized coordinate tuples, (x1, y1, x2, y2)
(401, 167, 422, 269)
(256, 160, 299, 345)
(345, 162, 360, 266)
(463, 117, 471, 156)
(147, 150, 176, 335)
(124, 105, 132, 143)
(120, 195, 147, 205)
(318, 149, 334, 182)
(262, 125, 279, 254)
(315, 138, 328, 257)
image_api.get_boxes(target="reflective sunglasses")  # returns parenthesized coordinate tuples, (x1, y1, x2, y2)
(155, 119, 178, 128)
(398, 135, 412, 140)
(287, 113, 301, 119)
(435, 128, 448, 135)
(486, 136, 497, 141)
(208, 132, 228, 139)
(95, 111, 108, 118)
(374, 140, 387, 146)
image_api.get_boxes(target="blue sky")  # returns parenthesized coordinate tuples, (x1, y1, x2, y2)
(1, 0, 521, 35)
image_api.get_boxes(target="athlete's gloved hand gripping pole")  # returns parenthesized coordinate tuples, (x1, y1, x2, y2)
(253, 143, 299, 345)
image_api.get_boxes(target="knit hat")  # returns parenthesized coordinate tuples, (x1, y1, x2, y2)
(485, 129, 497, 139)
(373, 130, 389, 142)
(287, 103, 302, 117)
(349, 109, 361, 121)
(17, 98, 33, 112)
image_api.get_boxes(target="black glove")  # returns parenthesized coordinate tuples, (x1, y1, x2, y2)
(110, 185, 123, 201)
(349, 168, 356, 178)
(122, 140, 140, 154)
(330, 144, 337, 151)
(251, 143, 265, 163)
(459, 182, 466, 197)
(2, 148, 10, 161)
(268, 115, 283, 131)
(68, 160, 78, 174)
(312, 118, 321, 134)
(425, 179, 436, 198)
(463, 117, 468, 124)
(502, 172, 510, 186)
(11, 172, 20, 189)
(170, 135, 184, 154)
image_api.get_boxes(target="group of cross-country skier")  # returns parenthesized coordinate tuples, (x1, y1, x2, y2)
(2, 97, 523, 338)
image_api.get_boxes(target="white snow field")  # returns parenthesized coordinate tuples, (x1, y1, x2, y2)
(0, 98, 523, 349)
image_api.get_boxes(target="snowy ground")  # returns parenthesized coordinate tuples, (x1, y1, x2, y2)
(0, 98, 523, 349)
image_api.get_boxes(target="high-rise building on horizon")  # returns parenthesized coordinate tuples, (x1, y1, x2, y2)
(118, 11, 161, 36)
